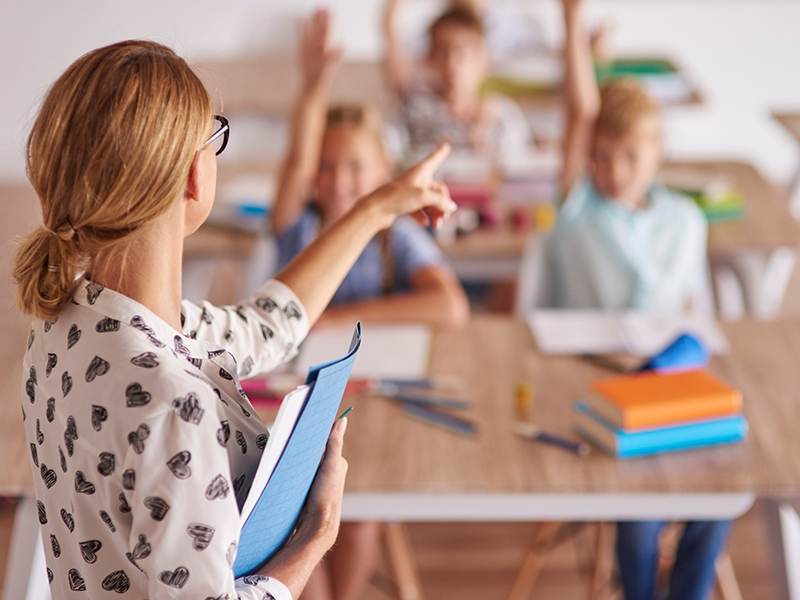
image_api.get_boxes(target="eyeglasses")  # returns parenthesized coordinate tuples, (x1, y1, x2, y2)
(201, 115, 229, 156)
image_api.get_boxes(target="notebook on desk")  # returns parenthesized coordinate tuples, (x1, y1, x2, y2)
(527, 310, 730, 357)
(233, 323, 361, 578)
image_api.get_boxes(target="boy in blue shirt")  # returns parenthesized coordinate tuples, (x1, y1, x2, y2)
(548, 1, 730, 599)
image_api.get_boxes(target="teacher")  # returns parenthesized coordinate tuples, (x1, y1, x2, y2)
(13, 40, 454, 600)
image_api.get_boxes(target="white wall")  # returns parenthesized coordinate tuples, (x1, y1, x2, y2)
(3, 0, 800, 183)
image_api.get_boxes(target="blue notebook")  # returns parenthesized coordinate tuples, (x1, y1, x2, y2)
(233, 323, 361, 577)
(574, 401, 747, 459)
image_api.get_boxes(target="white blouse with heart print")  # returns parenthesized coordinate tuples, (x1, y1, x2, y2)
(21, 278, 311, 599)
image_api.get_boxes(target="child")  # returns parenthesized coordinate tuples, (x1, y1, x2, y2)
(546, 1, 730, 599)
(383, 0, 531, 159)
(273, 9, 469, 333)
(272, 10, 469, 600)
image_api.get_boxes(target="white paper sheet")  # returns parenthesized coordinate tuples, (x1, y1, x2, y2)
(527, 309, 729, 357)
(295, 324, 432, 379)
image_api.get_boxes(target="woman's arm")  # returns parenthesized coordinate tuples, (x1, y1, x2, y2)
(560, 0, 601, 198)
(271, 9, 341, 235)
(316, 264, 470, 329)
(275, 143, 456, 326)
(383, 0, 414, 96)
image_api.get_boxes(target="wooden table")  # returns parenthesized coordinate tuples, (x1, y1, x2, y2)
(773, 111, 800, 219)
(330, 316, 800, 523)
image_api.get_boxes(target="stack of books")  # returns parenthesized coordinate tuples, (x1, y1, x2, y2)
(574, 369, 747, 458)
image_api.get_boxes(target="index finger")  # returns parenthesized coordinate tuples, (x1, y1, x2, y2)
(408, 143, 451, 181)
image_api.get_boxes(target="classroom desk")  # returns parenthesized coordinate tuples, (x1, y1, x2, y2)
(773, 111, 800, 219)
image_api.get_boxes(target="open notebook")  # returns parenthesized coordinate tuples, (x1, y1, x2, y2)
(233, 322, 362, 578)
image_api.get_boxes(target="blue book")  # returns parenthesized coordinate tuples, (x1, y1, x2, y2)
(233, 323, 361, 577)
(574, 401, 747, 459)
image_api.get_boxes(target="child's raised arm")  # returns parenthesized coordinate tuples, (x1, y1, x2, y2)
(383, 0, 414, 96)
(560, 0, 601, 198)
(271, 9, 342, 235)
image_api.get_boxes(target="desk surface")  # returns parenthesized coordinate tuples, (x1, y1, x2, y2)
(333, 316, 800, 519)
(773, 112, 800, 144)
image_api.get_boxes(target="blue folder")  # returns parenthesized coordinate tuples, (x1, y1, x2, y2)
(233, 323, 361, 577)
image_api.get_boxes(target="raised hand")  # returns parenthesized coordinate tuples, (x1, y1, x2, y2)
(360, 143, 457, 230)
(299, 8, 342, 90)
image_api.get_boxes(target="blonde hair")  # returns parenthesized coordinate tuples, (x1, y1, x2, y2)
(594, 79, 661, 140)
(13, 40, 213, 321)
(325, 104, 391, 167)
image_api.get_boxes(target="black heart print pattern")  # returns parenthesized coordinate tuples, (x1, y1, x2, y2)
(95, 316, 120, 333)
(40, 463, 57, 488)
(255, 296, 278, 312)
(130, 316, 166, 348)
(30, 443, 39, 467)
(101, 570, 130, 594)
(99, 510, 116, 532)
(186, 523, 215, 551)
(131, 351, 159, 368)
(205, 474, 229, 500)
(25, 367, 35, 403)
(27, 328, 34, 350)
(158, 566, 189, 589)
(173, 335, 190, 356)
(226, 541, 237, 566)
(46, 397, 55, 422)
(207, 348, 226, 359)
(46, 353, 57, 377)
(235, 430, 247, 454)
(68, 568, 86, 591)
(233, 474, 246, 496)
(201, 307, 214, 324)
(125, 383, 151, 407)
(58, 446, 67, 472)
(64, 416, 78, 456)
(173, 393, 204, 424)
(97, 452, 115, 476)
(61, 371, 72, 397)
(216, 421, 230, 446)
(51, 534, 60, 558)
(122, 469, 135, 490)
(126, 534, 151, 569)
(243, 574, 269, 586)
(186, 357, 203, 370)
(256, 433, 268, 450)
(67, 324, 81, 349)
(61, 508, 75, 532)
(239, 356, 254, 378)
(166, 451, 192, 479)
(79, 539, 102, 564)
(260, 324, 275, 341)
(144, 496, 170, 521)
(284, 300, 302, 320)
(233, 305, 249, 324)
(85, 281, 104, 304)
(85, 355, 110, 382)
(47, 568, 53, 584)
(36, 419, 44, 444)
(91, 404, 108, 431)
(44, 319, 54, 333)
(75, 471, 95, 494)
(127, 424, 150, 454)
(118, 493, 131, 514)
(37, 500, 47, 524)
(224, 330, 235, 344)
(219, 367, 233, 381)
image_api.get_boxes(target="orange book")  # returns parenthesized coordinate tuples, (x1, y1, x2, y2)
(587, 369, 742, 430)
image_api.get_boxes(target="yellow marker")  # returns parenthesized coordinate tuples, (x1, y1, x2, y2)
(515, 383, 535, 421)
(534, 203, 557, 232)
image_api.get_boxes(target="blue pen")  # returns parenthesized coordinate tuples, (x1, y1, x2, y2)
(514, 422, 590, 457)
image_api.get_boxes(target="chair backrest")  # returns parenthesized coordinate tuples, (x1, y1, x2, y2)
(514, 234, 555, 318)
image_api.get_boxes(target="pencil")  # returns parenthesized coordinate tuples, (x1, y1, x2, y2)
(338, 407, 353, 420)
(514, 422, 590, 457)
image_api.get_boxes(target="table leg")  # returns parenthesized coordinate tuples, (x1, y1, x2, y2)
(384, 522, 425, 600)
(714, 552, 743, 600)
(763, 499, 800, 600)
(508, 522, 562, 600)
(589, 523, 615, 600)
(2, 495, 50, 600)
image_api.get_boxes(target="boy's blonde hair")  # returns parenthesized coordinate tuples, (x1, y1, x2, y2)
(325, 104, 391, 166)
(594, 79, 661, 140)
(13, 40, 213, 321)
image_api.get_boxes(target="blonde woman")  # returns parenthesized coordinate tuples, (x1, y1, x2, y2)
(13, 40, 454, 600)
